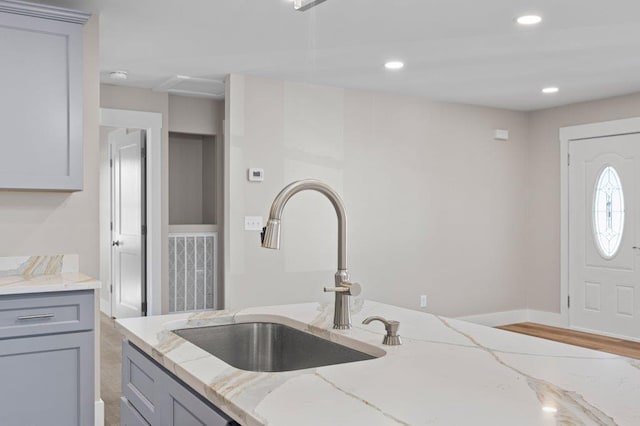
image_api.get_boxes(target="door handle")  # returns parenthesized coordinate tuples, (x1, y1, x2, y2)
(112, 240, 120, 247)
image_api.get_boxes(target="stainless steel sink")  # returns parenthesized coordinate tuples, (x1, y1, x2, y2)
(173, 322, 377, 372)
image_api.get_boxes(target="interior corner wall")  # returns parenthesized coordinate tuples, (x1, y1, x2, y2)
(0, 16, 100, 279)
(169, 94, 224, 136)
(226, 74, 530, 317)
(99, 84, 170, 313)
(526, 92, 640, 313)
(168, 133, 205, 224)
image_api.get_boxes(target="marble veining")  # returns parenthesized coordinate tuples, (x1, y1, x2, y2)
(437, 316, 616, 426)
(314, 371, 411, 425)
(116, 301, 640, 425)
(0, 254, 78, 277)
(0, 254, 99, 294)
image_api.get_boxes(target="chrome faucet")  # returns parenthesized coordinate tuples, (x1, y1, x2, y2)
(261, 179, 361, 329)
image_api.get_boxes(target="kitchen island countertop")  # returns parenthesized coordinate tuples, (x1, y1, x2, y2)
(116, 300, 640, 425)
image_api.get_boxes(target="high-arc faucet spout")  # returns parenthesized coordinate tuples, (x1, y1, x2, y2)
(261, 179, 360, 329)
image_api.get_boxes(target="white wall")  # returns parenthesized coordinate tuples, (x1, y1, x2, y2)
(169, 95, 224, 136)
(0, 17, 100, 278)
(225, 75, 529, 317)
(526, 92, 640, 313)
(98, 126, 113, 307)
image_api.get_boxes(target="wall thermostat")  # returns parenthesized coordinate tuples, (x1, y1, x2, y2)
(248, 168, 264, 182)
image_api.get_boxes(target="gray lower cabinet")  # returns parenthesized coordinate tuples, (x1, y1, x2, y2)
(0, 290, 95, 426)
(122, 341, 238, 426)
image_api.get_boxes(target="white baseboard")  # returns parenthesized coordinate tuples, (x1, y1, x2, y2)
(95, 398, 104, 426)
(460, 309, 640, 342)
(458, 309, 566, 328)
(99, 297, 111, 317)
(527, 309, 567, 328)
(570, 325, 640, 343)
(457, 309, 528, 327)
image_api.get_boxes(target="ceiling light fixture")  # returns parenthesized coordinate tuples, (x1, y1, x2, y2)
(542, 406, 558, 413)
(385, 61, 404, 70)
(516, 15, 542, 25)
(293, 0, 328, 11)
(109, 70, 128, 80)
(542, 86, 559, 94)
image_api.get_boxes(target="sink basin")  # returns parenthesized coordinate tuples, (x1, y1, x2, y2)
(173, 322, 378, 372)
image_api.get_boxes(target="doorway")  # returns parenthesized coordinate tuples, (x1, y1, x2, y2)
(563, 118, 640, 340)
(100, 109, 163, 317)
(110, 128, 147, 318)
(167, 132, 220, 313)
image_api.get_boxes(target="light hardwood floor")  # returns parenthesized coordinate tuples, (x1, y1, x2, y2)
(101, 313, 122, 426)
(498, 322, 640, 359)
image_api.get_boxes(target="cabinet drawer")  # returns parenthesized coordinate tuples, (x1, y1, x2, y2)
(122, 340, 162, 424)
(0, 290, 94, 339)
(121, 397, 151, 426)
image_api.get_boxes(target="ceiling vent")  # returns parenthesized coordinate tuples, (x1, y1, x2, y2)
(153, 75, 224, 98)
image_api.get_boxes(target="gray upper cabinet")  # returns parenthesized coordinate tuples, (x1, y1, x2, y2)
(0, 1, 89, 191)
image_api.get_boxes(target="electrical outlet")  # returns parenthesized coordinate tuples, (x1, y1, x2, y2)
(244, 216, 263, 231)
(419, 294, 428, 308)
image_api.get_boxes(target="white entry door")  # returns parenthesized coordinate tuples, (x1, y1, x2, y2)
(110, 129, 146, 318)
(569, 133, 640, 339)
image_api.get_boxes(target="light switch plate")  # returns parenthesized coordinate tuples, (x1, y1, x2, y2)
(419, 294, 428, 308)
(244, 216, 263, 231)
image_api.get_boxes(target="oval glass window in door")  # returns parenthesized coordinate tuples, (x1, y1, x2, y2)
(593, 165, 625, 258)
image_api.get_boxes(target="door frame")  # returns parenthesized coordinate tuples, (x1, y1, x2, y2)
(560, 117, 640, 331)
(100, 108, 162, 316)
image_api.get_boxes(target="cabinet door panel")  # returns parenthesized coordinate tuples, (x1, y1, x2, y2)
(0, 331, 94, 426)
(0, 11, 83, 190)
(159, 370, 233, 426)
(123, 341, 235, 426)
(121, 397, 151, 426)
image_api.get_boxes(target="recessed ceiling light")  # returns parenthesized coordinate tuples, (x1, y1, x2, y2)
(542, 86, 559, 94)
(516, 15, 542, 25)
(293, 0, 328, 11)
(109, 70, 128, 80)
(385, 61, 404, 70)
(542, 406, 558, 413)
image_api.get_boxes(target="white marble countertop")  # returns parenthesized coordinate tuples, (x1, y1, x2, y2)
(116, 300, 640, 425)
(0, 254, 100, 295)
(0, 272, 101, 295)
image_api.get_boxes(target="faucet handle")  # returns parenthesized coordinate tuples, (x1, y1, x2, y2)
(362, 316, 402, 345)
(324, 281, 361, 297)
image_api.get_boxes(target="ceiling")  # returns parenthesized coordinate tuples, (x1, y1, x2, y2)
(32, 0, 640, 110)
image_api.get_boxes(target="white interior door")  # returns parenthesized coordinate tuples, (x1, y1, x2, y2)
(569, 133, 640, 339)
(111, 129, 146, 318)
